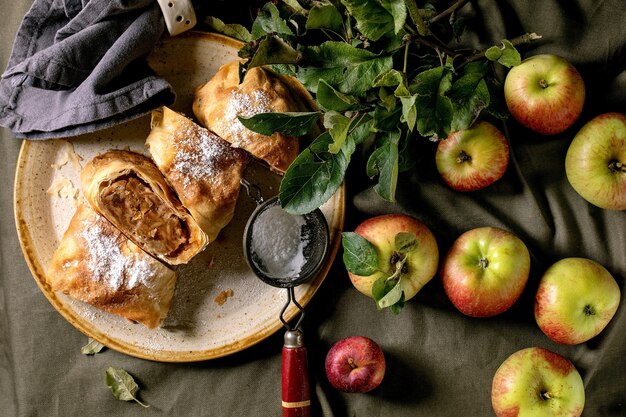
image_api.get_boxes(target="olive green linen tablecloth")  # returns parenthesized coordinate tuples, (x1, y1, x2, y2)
(1, 1, 625, 416)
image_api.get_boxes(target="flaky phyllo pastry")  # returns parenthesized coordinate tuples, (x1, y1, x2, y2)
(81, 149, 208, 265)
(47, 203, 177, 329)
(192, 61, 318, 173)
(146, 107, 249, 242)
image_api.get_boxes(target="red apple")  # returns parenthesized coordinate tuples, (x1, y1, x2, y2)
(441, 226, 530, 317)
(504, 54, 585, 135)
(435, 121, 510, 192)
(535, 257, 621, 345)
(565, 112, 626, 210)
(343, 214, 439, 312)
(325, 336, 385, 393)
(491, 347, 585, 417)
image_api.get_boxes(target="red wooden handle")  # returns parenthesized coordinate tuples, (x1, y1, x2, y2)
(282, 331, 310, 417)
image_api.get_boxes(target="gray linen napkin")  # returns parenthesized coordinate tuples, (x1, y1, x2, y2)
(0, 0, 176, 139)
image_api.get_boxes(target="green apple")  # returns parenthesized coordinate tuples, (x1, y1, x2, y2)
(504, 54, 585, 135)
(441, 226, 530, 317)
(565, 112, 626, 210)
(492, 347, 585, 417)
(342, 214, 439, 312)
(535, 257, 621, 345)
(435, 121, 510, 192)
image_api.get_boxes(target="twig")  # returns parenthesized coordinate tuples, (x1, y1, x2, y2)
(463, 32, 543, 64)
(429, 0, 470, 25)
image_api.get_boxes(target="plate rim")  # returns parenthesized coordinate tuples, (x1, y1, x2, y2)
(13, 31, 346, 362)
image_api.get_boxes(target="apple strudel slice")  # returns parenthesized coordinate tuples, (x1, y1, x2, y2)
(47, 202, 177, 329)
(81, 149, 208, 265)
(145, 106, 249, 242)
(192, 61, 318, 174)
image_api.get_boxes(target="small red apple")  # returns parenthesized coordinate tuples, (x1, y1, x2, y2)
(325, 336, 385, 393)
(504, 54, 585, 135)
(535, 257, 621, 345)
(435, 121, 510, 192)
(491, 347, 585, 417)
(441, 226, 530, 317)
(565, 112, 626, 210)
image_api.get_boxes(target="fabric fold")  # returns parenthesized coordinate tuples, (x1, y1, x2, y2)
(0, 0, 177, 139)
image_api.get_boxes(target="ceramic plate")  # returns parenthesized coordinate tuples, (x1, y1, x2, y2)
(14, 32, 344, 362)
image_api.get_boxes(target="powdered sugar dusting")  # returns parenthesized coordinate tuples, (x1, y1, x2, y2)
(80, 219, 156, 290)
(171, 124, 229, 188)
(220, 89, 272, 147)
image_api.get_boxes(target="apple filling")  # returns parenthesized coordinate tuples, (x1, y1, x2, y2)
(99, 175, 190, 257)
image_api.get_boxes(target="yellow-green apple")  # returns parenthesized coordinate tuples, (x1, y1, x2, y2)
(342, 214, 439, 312)
(565, 112, 626, 210)
(435, 121, 510, 192)
(504, 54, 585, 135)
(535, 257, 621, 345)
(491, 347, 585, 417)
(441, 226, 530, 317)
(325, 336, 385, 393)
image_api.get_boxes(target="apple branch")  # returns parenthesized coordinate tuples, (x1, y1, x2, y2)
(463, 32, 543, 65)
(429, 0, 470, 25)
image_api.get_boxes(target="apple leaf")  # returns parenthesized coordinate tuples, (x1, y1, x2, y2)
(484, 39, 521, 68)
(247, 34, 301, 69)
(306, 3, 344, 34)
(342, 0, 397, 41)
(251, 2, 294, 41)
(81, 338, 106, 355)
(341, 232, 380, 276)
(395, 232, 417, 253)
(316, 79, 360, 113)
(372, 276, 405, 312)
(366, 130, 400, 201)
(203, 16, 253, 42)
(411, 65, 454, 139)
(105, 367, 148, 408)
(280, 132, 349, 215)
(324, 111, 353, 154)
(448, 74, 490, 132)
(237, 111, 321, 136)
(297, 42, 393, 96)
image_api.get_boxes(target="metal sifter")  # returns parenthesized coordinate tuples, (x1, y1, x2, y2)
(242, 190, 329, 417)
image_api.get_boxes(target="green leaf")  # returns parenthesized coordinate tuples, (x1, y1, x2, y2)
(341, 232, 380, 275)
(373, 105, 402, 132)
(378, 87, 397, 112)
(395, 231, 417, 253)
(389, 292, 405, 314)
(342, 0, 396, 41)
(306, 3, 344, 34)
(411, 65, 454, 139)
(324, 111, 352, 153)
(81, 338, 105, 355)
(317, 79, 360, 112)
(248, 34, 301, 68)
(366, 130, 400, 201)
(485, 46, 502, 61)
(252, 2, 294, 40)
(279, 132, 349, 214)
(448, 74, 490, 131)
(238, 111, 320, 136)
(380, 0, 408, 34)
(377, 277, 404, 309)
(373, 69, 404, 87)
(399, 94, 417, 131)
(105, 367, 148, 408)
(203, 16, 253, 42)
(282, 0, 307, 14)
(297, 42, 393, 96)
(485, 40, 521, 68)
